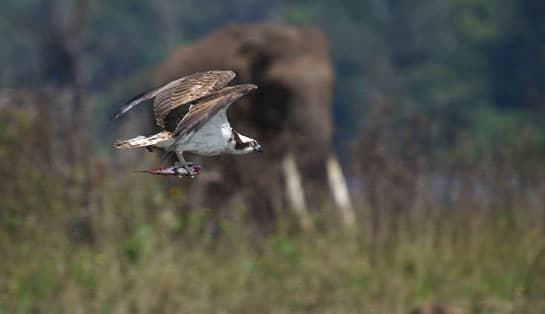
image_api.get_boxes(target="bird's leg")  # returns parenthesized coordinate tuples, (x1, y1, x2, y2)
(173, 151, 200, 178)
(175, 151, 194, 172)
(175, 151, 187, 168)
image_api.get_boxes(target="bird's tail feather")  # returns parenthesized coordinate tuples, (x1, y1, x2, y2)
(114, 131, 173, 149)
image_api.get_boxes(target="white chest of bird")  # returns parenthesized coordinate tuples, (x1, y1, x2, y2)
(176, 111, 233, 156)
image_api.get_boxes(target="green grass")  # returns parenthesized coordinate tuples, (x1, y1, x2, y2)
(2, 189, 544, 314)
(0, 131, 543, 313)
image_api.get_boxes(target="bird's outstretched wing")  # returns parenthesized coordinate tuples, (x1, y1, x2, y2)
(113, 70, 236, 128)
(173, 84, 257, 138)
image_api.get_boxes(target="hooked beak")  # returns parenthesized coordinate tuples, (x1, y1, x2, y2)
(254, 145, 263, 153)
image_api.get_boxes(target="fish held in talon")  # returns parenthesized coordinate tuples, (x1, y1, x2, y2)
(139, 164, 202, 177)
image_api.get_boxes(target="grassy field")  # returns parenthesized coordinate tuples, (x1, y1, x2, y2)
(2, 104, 545, 313)
(2, 175, 544, 314)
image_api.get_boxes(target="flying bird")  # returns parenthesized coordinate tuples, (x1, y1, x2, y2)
(113, 70, 262, 177)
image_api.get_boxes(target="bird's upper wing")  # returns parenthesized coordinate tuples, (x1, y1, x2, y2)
(173, 84, 257, 138)
(113, 70, 236, 127)
(153, 70, 236, 128)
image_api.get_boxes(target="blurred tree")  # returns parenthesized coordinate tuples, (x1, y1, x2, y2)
(487, 0, 545, 109)
(0, 0, 88, 87)
(0, 0, 544, 155)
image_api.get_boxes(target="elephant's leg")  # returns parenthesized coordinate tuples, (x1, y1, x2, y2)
(326, 154, 355, 226)
(282, 153, 312, 230)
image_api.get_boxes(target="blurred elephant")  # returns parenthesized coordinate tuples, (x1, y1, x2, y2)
(154, 23, 354, 228)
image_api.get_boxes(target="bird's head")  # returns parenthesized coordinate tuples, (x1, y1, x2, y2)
(232, 132, 263, 154)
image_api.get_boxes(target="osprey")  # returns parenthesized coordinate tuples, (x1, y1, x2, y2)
(113, 70, 262, 177)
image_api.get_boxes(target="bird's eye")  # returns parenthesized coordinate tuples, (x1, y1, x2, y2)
(250, 141, 256, 147)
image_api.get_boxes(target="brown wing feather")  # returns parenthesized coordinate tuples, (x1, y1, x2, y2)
(163, 105, 190, 132)
(153, 70, 236, 128)
(173, 84, 257, 138)
(113, 70, 235, 124)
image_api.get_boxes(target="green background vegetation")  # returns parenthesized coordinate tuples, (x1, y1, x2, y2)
(1, 0, 545, 313)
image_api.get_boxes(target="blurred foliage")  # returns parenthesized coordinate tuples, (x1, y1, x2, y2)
(1, 196, 545, 313)
(1, 95, 545, 312)
(1, 1, 545, 313)
(1, 0, 544, 152)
